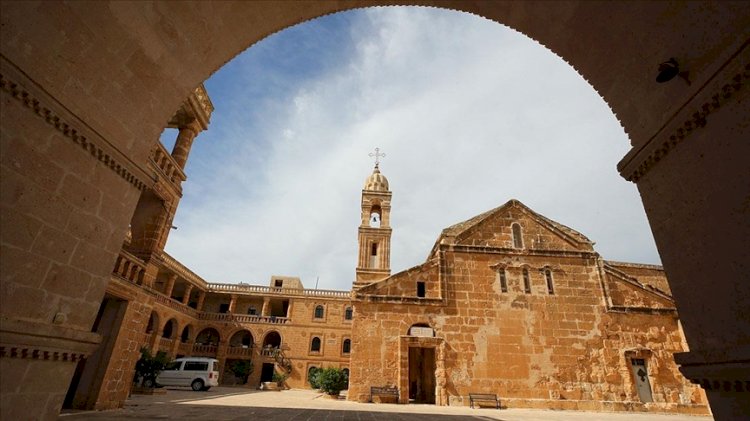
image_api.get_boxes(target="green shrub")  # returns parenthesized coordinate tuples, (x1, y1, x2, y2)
(316, 367, 348, 395)
(229, 360, 253, 384)
(134, 347, 169, 388)
(272, 371, 288, 385)
(308, 367, 321, 389)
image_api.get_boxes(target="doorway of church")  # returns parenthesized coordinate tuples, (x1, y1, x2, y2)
(408, 347, 436, 404)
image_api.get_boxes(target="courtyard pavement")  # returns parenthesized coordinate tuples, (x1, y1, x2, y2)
(60, 387, 713, 421)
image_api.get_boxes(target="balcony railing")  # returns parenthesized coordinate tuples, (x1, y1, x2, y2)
(198, 312, 289, 325)
(226, 346, 254, 357)
(139, 331, 152, 346)
(208, 283, 350, 299)
(154, 293, 198, 317)
(112, 250, 146, 285)
(150, 142, 186, 186)
(158, 337, 173, 351)
(192, 344, 218, 356)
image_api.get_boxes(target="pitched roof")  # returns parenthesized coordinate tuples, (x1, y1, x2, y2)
(430, 199, 592, 257)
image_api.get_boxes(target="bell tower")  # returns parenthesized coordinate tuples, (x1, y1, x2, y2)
(355, 150, 392, 290)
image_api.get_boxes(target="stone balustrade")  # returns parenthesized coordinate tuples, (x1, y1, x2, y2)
(112, 250, 146, 285)
(158, 337, 173, 351)
(198, 312, 289, 325)
(192, 344, 218, 357)
(153, 293, 198, 317)
(226, 346, 254, 357)
(209, 283, 350, 299)
(150, 142, 186, 185)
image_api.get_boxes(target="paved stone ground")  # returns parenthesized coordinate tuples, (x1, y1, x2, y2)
(60, 387, 713, 421)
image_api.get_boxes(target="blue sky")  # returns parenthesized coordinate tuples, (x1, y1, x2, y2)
(161, 7, 660, 290)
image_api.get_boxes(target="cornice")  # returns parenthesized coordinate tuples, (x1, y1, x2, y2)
(0, 55, 151, 192)
(618, 44, 749, 183)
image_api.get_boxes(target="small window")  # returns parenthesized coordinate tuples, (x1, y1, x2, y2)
(344, 307, 353, 320)
(314, 305, 325, 319)
(545, 269, 554, 295)
(275, 279, 283, 288)
(248, 306, 257, 315)
(523, 268, 531, 294)
(219, 303, 229, 314)
(498, 269, 508, 293)
(310, 337, 321, 352)
(417, 281, 426, 298)
(184, 361, 208, 371)
(342, 339, 351, 354)
(371, 243, 378, 256)
(512, 223, 523, 249)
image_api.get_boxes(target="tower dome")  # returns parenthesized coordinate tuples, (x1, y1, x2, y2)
(364, 165, 389, 191)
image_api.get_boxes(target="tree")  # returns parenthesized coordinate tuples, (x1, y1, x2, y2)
(316, 367, 348, 396)
(134, 347, 170, 388)
(229, 360, 254, 384)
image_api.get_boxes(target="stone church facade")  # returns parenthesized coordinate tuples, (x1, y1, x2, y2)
(348, 168, 708, 414)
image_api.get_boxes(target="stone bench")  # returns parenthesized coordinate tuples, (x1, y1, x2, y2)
(469, 393, 500, 409)
(370, 386, 399, 404)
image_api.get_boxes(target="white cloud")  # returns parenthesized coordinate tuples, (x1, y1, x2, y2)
(164, 7, 659, 290)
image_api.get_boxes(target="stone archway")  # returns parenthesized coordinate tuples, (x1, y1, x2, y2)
(0, 2, 748, 420)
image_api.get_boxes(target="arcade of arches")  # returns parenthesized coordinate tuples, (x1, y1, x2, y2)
(0, 2, 748, 420)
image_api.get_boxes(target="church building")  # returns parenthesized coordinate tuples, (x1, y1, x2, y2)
(347, 164, 708, 414)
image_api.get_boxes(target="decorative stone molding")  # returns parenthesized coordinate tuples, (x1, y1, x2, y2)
(0, 318, 101, 363)
(0, 57, 151, 191)
(0, 346, 87, 363)
(619, 57, 749, 183)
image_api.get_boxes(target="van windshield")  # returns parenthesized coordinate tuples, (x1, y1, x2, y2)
(164, 361, 181, 371)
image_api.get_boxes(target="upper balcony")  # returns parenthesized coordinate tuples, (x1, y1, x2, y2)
(209, 283, 351, 299)
(150, 142, 186, 192)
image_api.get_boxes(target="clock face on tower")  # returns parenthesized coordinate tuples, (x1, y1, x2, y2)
(370, 212, 381, 228)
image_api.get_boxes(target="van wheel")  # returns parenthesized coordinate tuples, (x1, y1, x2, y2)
(191, 379, 204, 391)
(142, 379, 154, 388)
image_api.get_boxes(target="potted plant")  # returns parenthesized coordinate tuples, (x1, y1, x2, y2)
(272, 371, 288, 389)
(132, 347, 169, 394)
(228, 360, 253, 385)
(316, 367, 348, 398)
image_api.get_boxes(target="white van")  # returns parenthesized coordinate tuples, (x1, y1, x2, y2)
(156, 357, 220, 391)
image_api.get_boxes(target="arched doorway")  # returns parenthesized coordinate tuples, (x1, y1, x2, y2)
(1, 3, 748, 419)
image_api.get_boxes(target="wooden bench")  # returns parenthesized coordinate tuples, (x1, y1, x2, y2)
(370, 386, 399, 403)
(469, 393, 500, 409)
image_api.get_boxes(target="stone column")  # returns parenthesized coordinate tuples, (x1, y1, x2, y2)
(170, 120, 202, 169)
(196, 291, 206, 312)
(182, 284, 194, 306)
(261, 297, 271, 317)
(228, 294, 237, 313)
(164, 274, 177, 299)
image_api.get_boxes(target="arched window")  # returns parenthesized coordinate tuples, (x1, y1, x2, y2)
(344, 306, 353, 320)
(314, 305, 325, 319)
(512, 223, 523, 249)
(162, 318, 176, 338)
(310, 337, 322, 352)
(180, 325, 192, 343)
(342, 339, 351, 354)
(497, 268, 508, 293)
(545, 268, 554, 295)
(523, 268, 531, 294)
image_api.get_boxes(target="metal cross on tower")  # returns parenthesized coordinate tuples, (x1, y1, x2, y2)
(369, 147, 386, 168)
